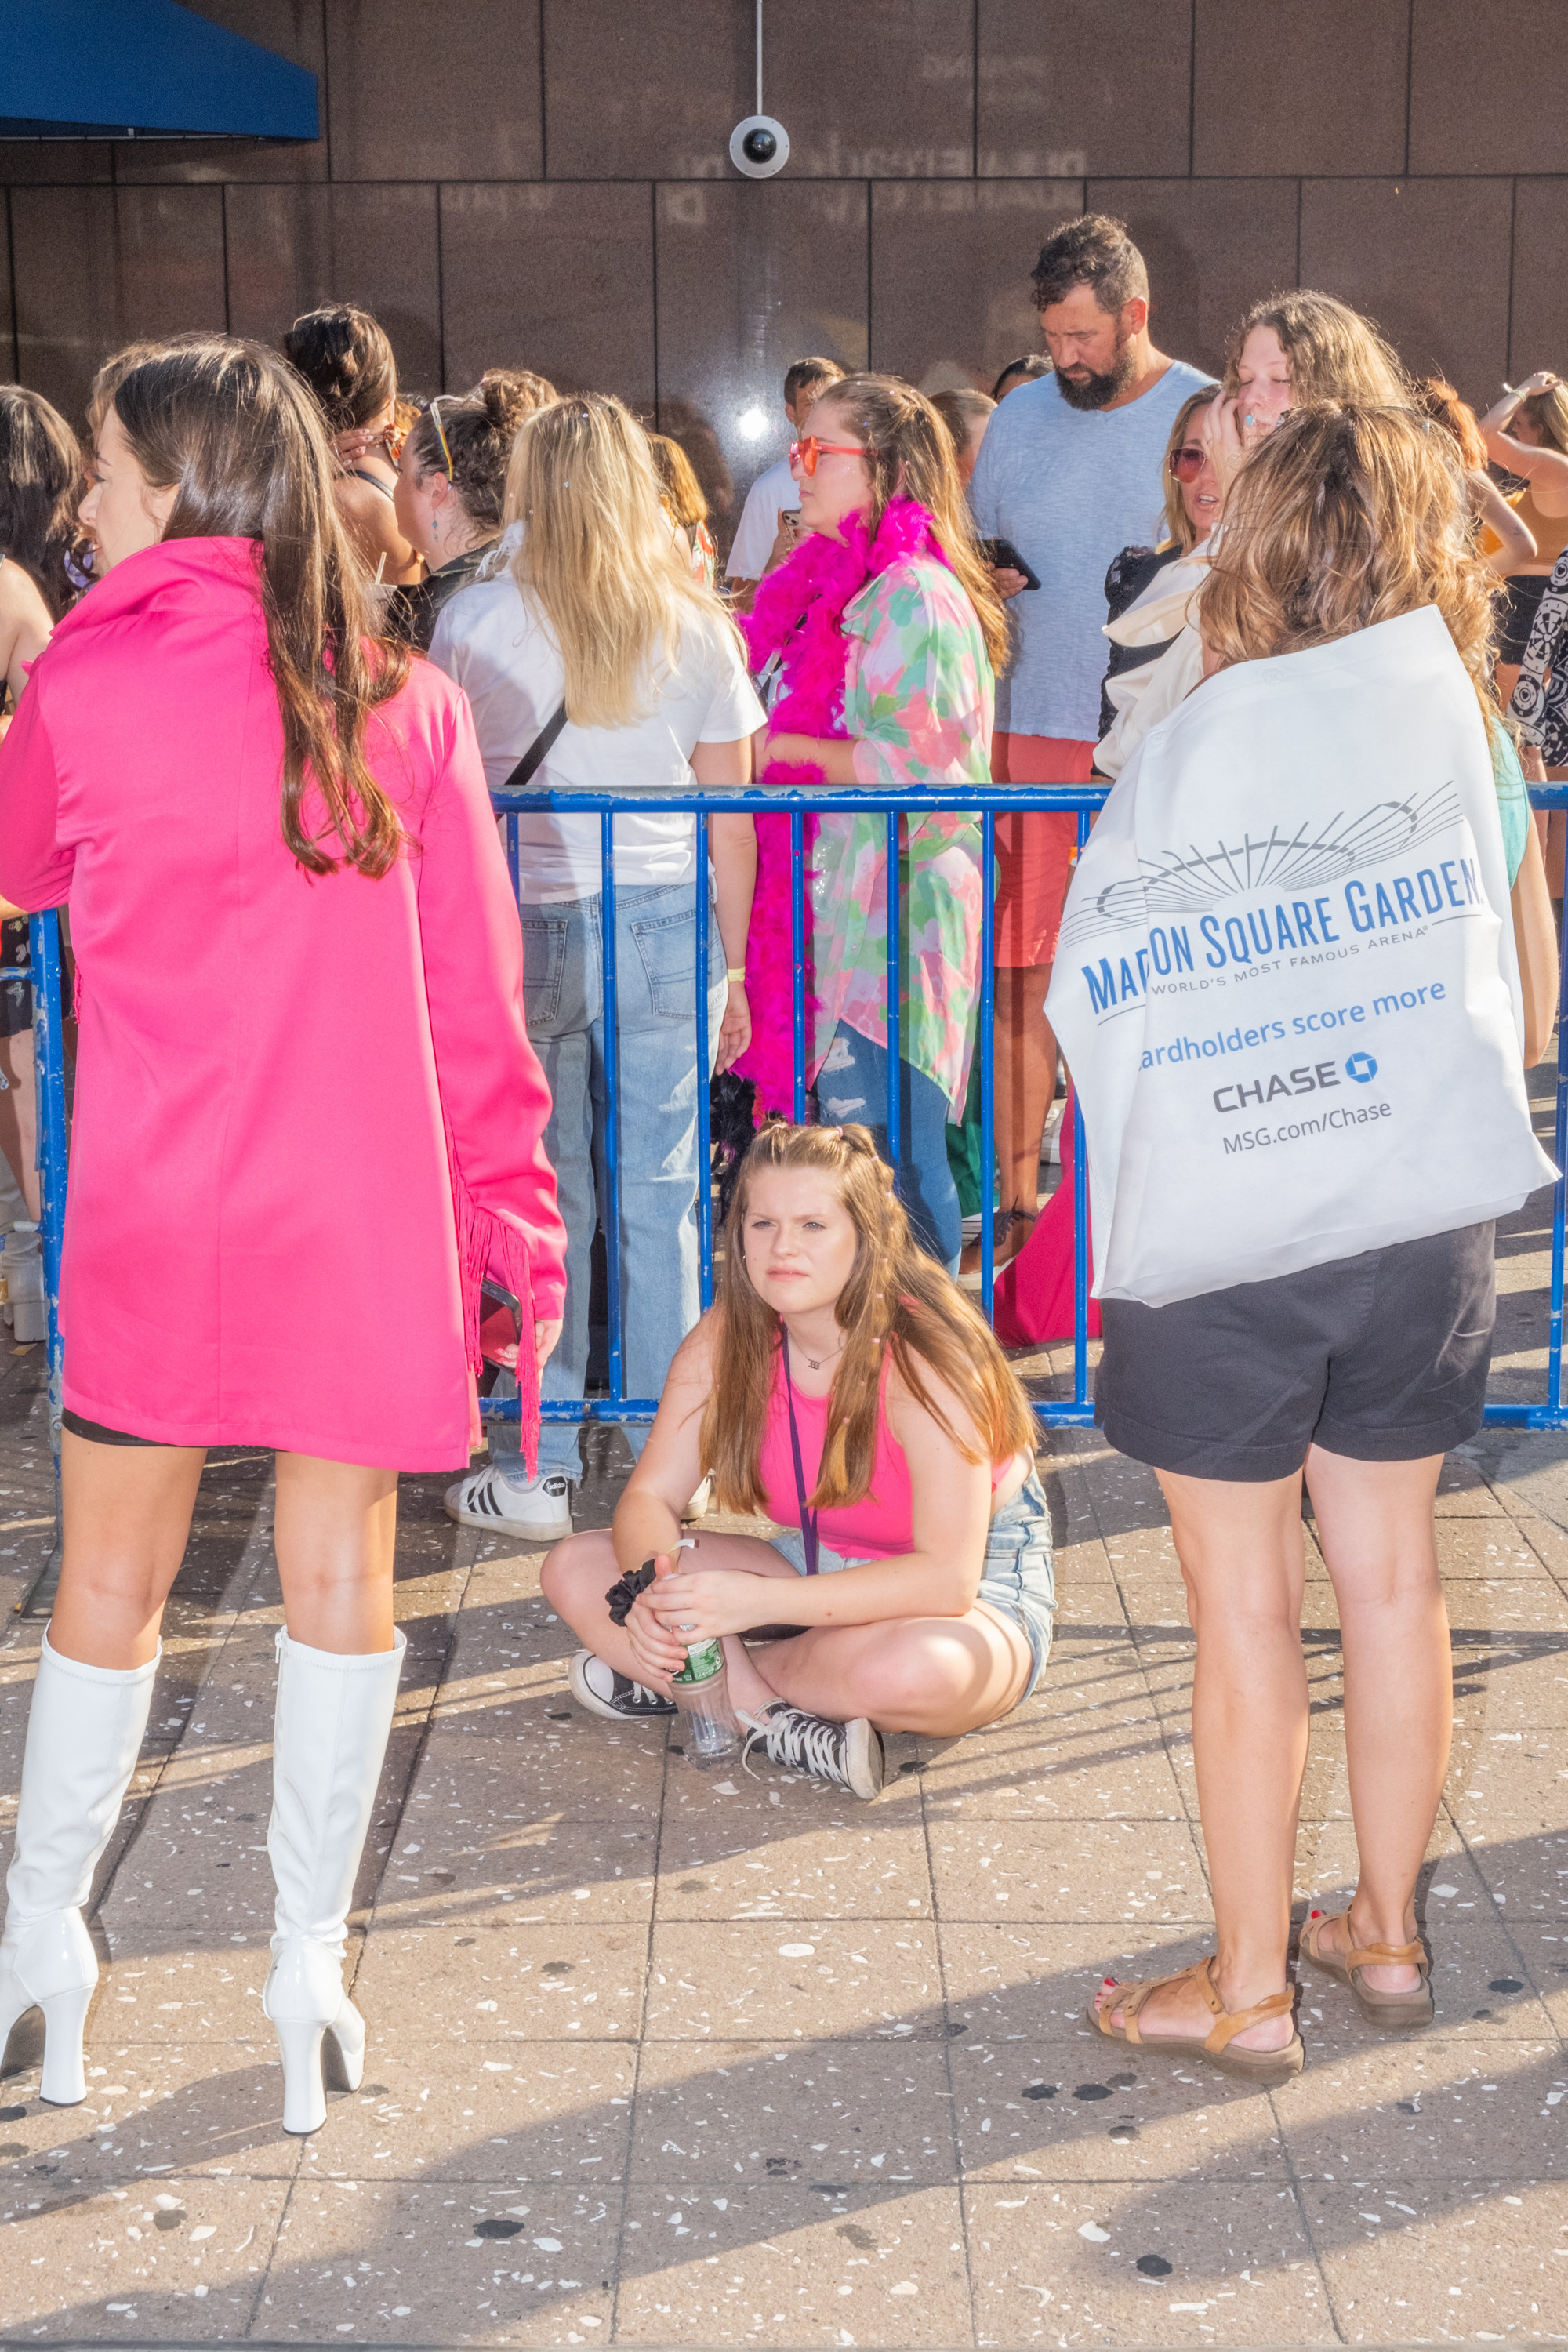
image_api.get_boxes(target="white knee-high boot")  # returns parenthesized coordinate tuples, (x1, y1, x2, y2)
(262, 1625, 405, 2135)
(0, 1631, 159, 2105)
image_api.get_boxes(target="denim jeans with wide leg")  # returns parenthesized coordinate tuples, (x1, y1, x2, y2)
(816, 1021, 963, 1272)
(490, 877, 725, 1485)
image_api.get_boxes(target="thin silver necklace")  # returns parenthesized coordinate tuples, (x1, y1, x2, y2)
(791, 1328, 846, 1373)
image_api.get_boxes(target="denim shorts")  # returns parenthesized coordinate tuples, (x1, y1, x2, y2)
(767, 1469, 1056, 1700)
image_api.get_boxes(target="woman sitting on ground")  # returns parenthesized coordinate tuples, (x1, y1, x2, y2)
(541, 1120, 1055, 1801)
(393, 370, 554, 649)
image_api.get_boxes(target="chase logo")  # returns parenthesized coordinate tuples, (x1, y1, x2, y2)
(1345, 1051, 1378, 1083)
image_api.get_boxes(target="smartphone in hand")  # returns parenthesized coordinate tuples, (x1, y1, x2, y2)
(981, 536, 1042, 590)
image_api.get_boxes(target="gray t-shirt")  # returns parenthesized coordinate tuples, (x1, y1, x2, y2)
(969, 360, 1214, 741)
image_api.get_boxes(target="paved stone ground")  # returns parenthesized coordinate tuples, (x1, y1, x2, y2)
(1, 1091, 1566, 2344)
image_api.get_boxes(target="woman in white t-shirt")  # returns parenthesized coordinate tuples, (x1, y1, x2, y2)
(431, 394, 764, 1537)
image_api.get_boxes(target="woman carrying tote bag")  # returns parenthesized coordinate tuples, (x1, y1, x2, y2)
(0, 341, 565, 2136)
(1051, 404, 1558, 2081)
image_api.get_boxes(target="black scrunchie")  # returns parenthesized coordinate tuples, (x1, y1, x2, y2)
(605, 1560, 659, 1627)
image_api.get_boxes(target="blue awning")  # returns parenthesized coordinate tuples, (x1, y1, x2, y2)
(1, 0, 319, 140)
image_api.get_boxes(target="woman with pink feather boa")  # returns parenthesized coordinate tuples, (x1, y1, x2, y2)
(733, 375, 1011, 1269)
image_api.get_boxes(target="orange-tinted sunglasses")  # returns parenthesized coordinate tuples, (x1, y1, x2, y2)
(789, 436, 867, 477)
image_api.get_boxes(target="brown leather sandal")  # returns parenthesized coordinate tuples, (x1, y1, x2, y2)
(1300, 1910, 1433, 2028)
(1084, 1954, 1304, 2086)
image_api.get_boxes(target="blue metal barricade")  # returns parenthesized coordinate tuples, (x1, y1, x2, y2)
(20, 781, 1568, 1512)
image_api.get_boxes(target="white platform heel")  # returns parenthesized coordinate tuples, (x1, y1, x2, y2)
(0, 1632, 159, 2106)
(262, 1625, 405, 2136)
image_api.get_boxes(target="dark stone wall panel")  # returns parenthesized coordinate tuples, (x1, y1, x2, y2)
(225, 183, 442, 393)
(439, 182, 654, 406)
(1083, 178, 1299, 383)
(1410, 0, 1568, 176)
(1193, 0, 1408, 176)
(0, 201, 15, 381)
(326, 0, 543, 183)
(0, 145, 112, 185)
(114, 0, 328, 183)
(546, 0, 974, 182)
(12, 187, 227, 426)
(978, 0, 1191, 180)
(1510, 182, 1568, 387)
(870, 180, 1082, 392)
(654, 180, 869, 536)
(1299, 178, 1512, 408)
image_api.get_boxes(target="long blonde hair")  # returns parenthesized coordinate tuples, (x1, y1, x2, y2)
(1161, 385, 1218, 552)
(1515, 381, 1568, 457)
(701, 1123, 1037, 1516)
(503, 394, 728, 729)
(1225, 290, 1406, 408)
(1200, 402, 1497, 718)
(811, 374, 1010, 675)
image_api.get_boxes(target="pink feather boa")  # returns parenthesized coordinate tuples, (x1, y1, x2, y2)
(733, 496, 948, 1123)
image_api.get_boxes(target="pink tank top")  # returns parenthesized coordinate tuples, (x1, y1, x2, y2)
(757, 1343, 1007, 1561)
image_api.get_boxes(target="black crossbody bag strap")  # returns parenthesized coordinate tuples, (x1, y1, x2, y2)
(500, 701, 567, 793)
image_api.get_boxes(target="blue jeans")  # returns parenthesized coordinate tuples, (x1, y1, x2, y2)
(491, 878, 725, 1483)
(816, 1022, 962, 1271)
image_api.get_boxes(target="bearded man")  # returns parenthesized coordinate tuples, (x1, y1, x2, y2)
(965, 215, 1213, 1272)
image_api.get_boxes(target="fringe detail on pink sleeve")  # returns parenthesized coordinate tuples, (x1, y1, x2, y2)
(452, 1172, 541, 1479)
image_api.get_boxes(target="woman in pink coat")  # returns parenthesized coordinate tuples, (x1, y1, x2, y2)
(0, 340, 565, 2136)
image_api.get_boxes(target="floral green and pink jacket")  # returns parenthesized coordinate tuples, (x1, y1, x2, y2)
(808, 555, 993, 1115)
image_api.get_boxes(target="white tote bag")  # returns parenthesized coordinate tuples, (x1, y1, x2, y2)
(1046, 605, 1557, 1307)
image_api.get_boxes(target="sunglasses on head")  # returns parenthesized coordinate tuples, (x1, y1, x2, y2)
(789, 436, 866, 477)
(1168, 444, 1207, 482)
(419, 395, 455, 481)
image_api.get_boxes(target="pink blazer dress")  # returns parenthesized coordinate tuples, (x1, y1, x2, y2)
(0, 535, 566, 1471)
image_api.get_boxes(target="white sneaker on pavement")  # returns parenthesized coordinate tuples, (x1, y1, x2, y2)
(443, 1461, 572, 1540)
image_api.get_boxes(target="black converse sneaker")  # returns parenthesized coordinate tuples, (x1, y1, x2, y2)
(568, 1650, 677, 1723)
(745, 1704, 885, 1801)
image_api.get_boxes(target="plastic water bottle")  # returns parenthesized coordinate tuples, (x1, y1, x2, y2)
(671, 1637, 742, 1768)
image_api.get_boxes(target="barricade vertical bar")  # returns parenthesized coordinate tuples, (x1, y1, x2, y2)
(790, 806, 807, 1123)
(1072, 805, 1091, 1411)
(1550, 877, 1568, 1407)
(885, 809, 902, 1169)
(979, 810, 996, 1314)
(506, 810, 521, 900)
(20, 911, 67, 1617)
(695, 812, 713, 1313)
(601, 810, 623, 1413)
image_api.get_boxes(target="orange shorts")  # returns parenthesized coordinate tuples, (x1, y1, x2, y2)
(991, 731, 1097, 968)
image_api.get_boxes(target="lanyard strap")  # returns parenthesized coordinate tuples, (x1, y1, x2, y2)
(782, 1335, 821, 1577)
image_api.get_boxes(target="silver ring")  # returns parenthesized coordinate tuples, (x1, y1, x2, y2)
(679, 1620, 697, 1632)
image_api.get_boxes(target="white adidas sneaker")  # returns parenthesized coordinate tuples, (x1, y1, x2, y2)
(443, 1461, 572, 1540)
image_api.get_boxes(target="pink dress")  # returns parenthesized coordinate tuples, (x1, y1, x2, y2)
(0, 536, 566, 1471)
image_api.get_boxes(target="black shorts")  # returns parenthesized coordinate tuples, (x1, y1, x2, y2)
(0, 975, 31, 1040)
(62, 1410, 157, 1446)
(1498, 572, 1549, 665)
(1095, 1222, 1496, 1483)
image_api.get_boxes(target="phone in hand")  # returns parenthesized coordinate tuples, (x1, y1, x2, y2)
(982, 535, 1042, 590)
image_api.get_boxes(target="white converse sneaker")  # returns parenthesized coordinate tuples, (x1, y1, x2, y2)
(443, 1462, 572, 1539)
(745, 1704, 884, 1801)
(568, 1650, 676, 1722)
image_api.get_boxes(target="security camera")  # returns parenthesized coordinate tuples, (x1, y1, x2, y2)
(730, 114, 790, 179)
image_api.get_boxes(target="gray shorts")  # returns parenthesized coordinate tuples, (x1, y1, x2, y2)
(767, 1470, 1055, 1700)
(1096, 1221, 1497, 1483)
